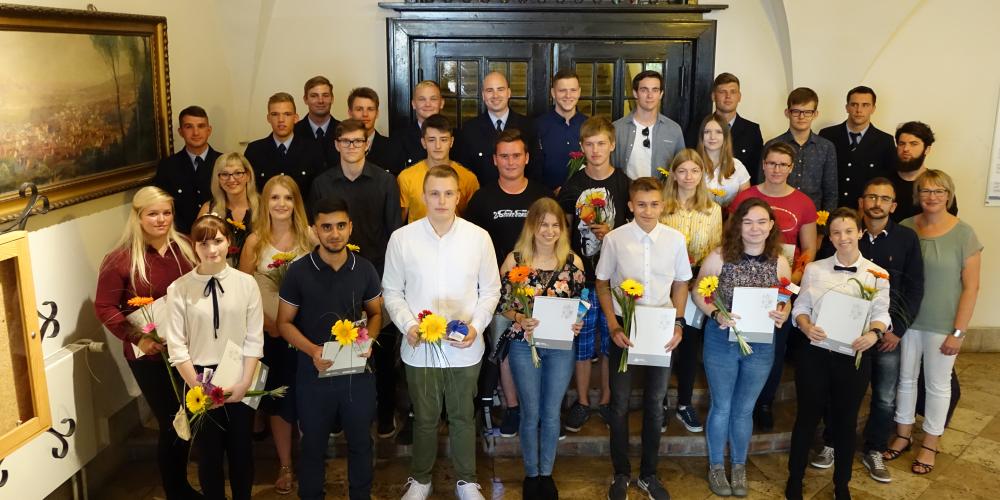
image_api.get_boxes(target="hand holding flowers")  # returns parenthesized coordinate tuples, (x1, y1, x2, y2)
(611, 279, 644, 372)
(697, 276, 753, 356)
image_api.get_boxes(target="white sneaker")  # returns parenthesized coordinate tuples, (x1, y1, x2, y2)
(455, 480, 486, 500)
(401, 477, 432, 500)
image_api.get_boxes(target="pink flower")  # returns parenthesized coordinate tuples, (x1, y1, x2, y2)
(356, 327, 370, 343)
(209, 385, 226, 406)
(569, 151, 584, 160)
(142, 322, 157, 334)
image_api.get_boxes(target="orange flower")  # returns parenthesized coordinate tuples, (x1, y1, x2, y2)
(867, 269, 889, 280)
(127, 296, 154, 308)
(508, 266, 531, 284)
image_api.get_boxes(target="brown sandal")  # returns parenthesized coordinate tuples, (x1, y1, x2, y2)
(275, 465, 294, 495)
(911, 445, 939, 475)
(883, 434, 912, 461)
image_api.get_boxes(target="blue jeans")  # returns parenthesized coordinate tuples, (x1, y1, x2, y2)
(508, 340, 575, 476)
(703, 318, 775, 465)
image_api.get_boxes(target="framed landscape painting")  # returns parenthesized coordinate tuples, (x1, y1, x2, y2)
(0, 4, 172, 222)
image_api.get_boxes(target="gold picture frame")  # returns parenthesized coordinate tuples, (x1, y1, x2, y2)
(0, 4, 172, 222)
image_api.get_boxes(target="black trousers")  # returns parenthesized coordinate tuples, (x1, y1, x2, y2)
(372, 327, 400, 426)
(786, 344, 870, 498)
(195, 402, 255, 500)
(128, 360, 200, 500)
(670, 322, 701, 407)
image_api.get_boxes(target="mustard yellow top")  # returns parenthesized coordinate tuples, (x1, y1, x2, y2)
(659, 203, 722, 266)
(397, 160, 481, 223)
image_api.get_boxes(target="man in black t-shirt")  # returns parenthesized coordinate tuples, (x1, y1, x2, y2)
(888, 121, 958, 222)
(466, 128, 550, 437)
(556, 116, 632, 433)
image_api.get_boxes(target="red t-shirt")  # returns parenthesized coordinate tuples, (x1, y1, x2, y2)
(729, 186, 818, 246)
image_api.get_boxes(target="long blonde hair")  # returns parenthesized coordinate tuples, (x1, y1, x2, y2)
(662, 149, 715, 215)
(512, 198, 573, 270)
(244, 175, 312, 267)
(209, 152, 260, 218)
(696, 113, 736, 180)
(115, 186, 196, 288)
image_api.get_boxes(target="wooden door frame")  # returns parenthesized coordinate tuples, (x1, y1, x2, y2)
(381, 2, 728, 134)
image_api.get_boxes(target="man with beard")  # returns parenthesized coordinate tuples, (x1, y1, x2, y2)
(889, 121, 958, 222)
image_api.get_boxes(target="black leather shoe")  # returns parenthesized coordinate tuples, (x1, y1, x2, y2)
(756, 404, 774, 432)
(538, 475, 558, 500)
(523, 476, 540, 500)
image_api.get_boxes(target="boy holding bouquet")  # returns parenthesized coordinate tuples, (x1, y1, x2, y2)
(383, 165, 502, 500)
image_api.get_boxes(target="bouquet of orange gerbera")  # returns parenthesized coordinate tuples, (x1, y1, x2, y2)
(508, 265, 542, 367)
(613, 279, 644, 372)
(128, 296, 182, 402)
(846, 268, 889, 369)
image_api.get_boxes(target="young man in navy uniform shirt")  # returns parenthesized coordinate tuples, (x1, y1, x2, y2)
(244, 92, 327, 200)
(152, 105, 222, 234)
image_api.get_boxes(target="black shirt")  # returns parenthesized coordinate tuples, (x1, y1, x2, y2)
(366, 132, 407, 176)
(816, 218, 924, 336)
(308, 161, 402, 275)
(889, 171, 958, 223)
(279, 249, 381, 384)
(396, 120, 426, 170)
(464, 180, 553, 266)
(557, 168, 632, 282)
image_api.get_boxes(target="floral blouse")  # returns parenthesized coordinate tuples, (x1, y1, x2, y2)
(497, 258, 587, 342)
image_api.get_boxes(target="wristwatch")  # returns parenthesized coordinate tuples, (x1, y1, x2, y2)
(868, 327, 884, 341)
(952, 329, 965, 339)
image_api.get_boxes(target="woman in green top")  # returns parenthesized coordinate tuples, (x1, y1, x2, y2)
(886, 170, 982, 475)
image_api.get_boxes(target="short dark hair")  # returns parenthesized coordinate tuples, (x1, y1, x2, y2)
(712, 72, 740, 90)
(334, 119, 367, 139)
(629, 177, 662, 200)
(862, 176, 895, 196)
(495, 128, 526, 150)
(631, 70, 663, 92)
(846, 86, 877, 105)
(179, 105, 208, 122)
(551, 69, 580, 88)
(347, 87, 380, 109)
(763, 142, 797, 165)
(191, 213, 231, 243)
(311, 196, 351, 222)
(895, 121, 935, 147)
(828, 207, 862, 231)
(421, 114, 452, 137)
(303, 76, 332, 96)
(787, 87, 818, 108)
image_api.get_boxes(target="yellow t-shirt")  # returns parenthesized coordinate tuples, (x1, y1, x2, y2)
(398, 160, 481, 223)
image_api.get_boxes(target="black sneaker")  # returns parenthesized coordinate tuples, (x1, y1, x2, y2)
(377, 415, 398, 438)
(755, 404, 774, 432)
(538, 475, 558, 499)
(523, 476, 540, 500)
(597, 404, 612, 428)
(675, 406, 704, 433)
(331, 417, 344, 438)
(559, 426, 567, 441)
(396, 412, 414, 445)
(564, 402, 590, 432)
(637, 475, 671, 500)
(608, 474, 629, 500)
(500, 406, 520, 437)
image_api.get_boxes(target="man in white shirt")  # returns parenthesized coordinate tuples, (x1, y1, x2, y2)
(383, 165, 502, 500)
(595, 177, 692, 500)
(611, 70, 685, 180)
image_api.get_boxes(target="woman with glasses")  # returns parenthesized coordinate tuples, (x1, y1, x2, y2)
(886, 169, 981, 475)
(658, 149, 722, 434)
(729, 141, 818, 431)
(697, 114, 751, 208)
(198, 152, 260, 267)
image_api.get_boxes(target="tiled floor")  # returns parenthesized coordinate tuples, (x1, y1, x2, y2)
(98, 353, 1000, 499)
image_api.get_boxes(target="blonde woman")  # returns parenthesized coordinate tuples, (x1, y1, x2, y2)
(696, 114, 751, 207)
(659, 148, 722, 433)
(238, 175, 313, 494)
(497, 197, 586, 499)
(94, 186, 198, 499)
(198, 152, 260, 267)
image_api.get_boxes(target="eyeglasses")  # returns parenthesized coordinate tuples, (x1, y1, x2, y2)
(642, 127, 650, 148)
(788, 109, 817, 118)
(218, 170, 247, 181)
(862, 194, 895, 203)
(918, 188, 949, 198)
(336, 138, 367, 148)
(763, 161, 792, 170)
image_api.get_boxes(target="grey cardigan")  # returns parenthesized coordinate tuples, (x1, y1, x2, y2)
(611, 111, 685, 180)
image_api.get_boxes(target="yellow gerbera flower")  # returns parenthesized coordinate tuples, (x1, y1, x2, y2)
(657, 167, 670, 177)
(346, 243, 360, 252)
(271, 251, 296, 262)
(697, 275, 720, 298)
(709, 188, 726, 198)
(331, 319, 359, 346)
(186, 385, 207, 414)
(620, 279, 644, 298)
(419, 313, 447, 343)
(227, 218, 246, 231)
(816, 210, 830, 226)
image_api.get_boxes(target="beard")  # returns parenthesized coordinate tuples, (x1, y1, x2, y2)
(895, 151, 926, 173)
